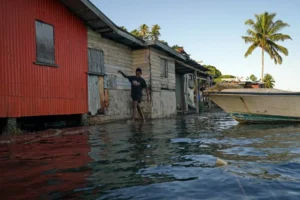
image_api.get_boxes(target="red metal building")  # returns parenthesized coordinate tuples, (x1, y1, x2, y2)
(0, 0, 88, 118)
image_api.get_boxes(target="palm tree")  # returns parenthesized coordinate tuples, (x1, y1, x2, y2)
(249, 74, 258, 82)
(150, 24, 161, 40)
(131, 29, 141, 38)
(242, 12, 292, 82)
(263, 73, 275, 88)
(139, 24, 150, 39)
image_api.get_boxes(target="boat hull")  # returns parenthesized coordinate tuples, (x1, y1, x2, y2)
(228, 112, 300, 123)
(208, 89, 300, 123)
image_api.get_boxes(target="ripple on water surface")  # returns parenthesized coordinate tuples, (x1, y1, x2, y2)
(1, 112, 300, 199)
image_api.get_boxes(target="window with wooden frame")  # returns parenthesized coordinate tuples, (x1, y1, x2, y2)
(160, 58, 168, 78)
(35, 20, 56, 67)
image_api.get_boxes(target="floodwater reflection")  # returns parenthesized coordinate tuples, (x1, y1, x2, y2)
(1, 112, 300, 199)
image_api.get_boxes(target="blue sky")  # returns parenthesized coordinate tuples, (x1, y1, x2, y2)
(91, 0, 300, 91)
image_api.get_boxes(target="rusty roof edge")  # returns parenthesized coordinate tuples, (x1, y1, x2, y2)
(79, 0, 145, 47)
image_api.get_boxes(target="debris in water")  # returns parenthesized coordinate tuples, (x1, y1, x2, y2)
(216, 158, 228, 166)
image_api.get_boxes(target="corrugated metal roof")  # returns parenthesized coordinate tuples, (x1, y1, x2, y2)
(175, 62, 209, 78)
(145, 40, 209, 73)
(59, 0, 145, 48)
(59, 0, 211, 77)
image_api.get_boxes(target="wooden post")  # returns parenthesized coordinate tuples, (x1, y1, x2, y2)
(207, 76, 212, 111)
(195, 71, 199, 114)
(180, 74, 186, 112)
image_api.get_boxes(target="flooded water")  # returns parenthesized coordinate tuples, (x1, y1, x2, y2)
(1, 112, 300, 199)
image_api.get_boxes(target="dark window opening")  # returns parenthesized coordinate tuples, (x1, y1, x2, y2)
(35, 20, 56, 66)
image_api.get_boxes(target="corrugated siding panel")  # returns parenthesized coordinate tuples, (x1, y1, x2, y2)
(88, 75, 101, 115)
(0, 0, 88, 117)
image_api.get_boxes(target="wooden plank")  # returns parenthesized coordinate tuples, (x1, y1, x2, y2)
(104, 89, 109, 108)
(195, 70, 199, 114)
(88, 75, 100, 115)
(180, 75, 186, 112)
(98, 76, 105, 114)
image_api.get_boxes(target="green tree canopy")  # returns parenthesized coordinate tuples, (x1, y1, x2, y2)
(160, 40, 169, 46)
(139, 24, 150, 39)
(171, 45, 181, 50)
(150, 24, 161, 40)
(120, 26, 127, 31)
(130, 29, 141, 38)
(249, 74, 258, 82)
(242, 12, 292, 82)
(204, 65, 222, 78)
(263, 73, 276, 88)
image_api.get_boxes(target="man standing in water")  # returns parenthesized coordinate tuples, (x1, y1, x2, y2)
(118, 68, 150, 122)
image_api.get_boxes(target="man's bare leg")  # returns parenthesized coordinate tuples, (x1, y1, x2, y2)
(132, 101, 138, 122)
(137, 104, 145, 121)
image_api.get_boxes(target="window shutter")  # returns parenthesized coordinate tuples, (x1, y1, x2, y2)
(88, 49, 104, 74)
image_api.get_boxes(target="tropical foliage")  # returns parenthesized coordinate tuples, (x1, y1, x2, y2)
(247, 74, 258, 82)
(203, 65, 236, 84)
(150, 24, 161, 40)
(130, 29, 141, 38)
(204, 65, 222, 78)
(139, 24, 150, 39)
(263, 73, 276, 88)
(127, 24, 162, 40)
(242, 12, 292, 82)
(172, 45, 180, 50)
(160, 40, 169, 46)
(120, 26, 127, 31)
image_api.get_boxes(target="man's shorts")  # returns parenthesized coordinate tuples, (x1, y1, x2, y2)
(131, 95, 142, 103)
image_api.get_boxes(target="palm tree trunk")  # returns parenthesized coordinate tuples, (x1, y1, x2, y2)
(261, 49, 264, 83)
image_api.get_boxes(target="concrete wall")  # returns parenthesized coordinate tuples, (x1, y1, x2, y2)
(151, 90, 176, 119)
(149, 48, 176, 91)
(149, 48, 177, 119)
(132, 49, 150, 86)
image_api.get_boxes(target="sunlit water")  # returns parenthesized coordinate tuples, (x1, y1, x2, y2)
(1, 112, 300, 200)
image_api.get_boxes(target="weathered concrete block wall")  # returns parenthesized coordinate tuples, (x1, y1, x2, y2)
(151, 90, 176, 119)
(87, 30, 176, 122)
(132, 49, 152, 119)
(88, 29, 133, 90)
(149, 48, 177, 118)
(88, 29, 133, 117)
(132, 49, 150, 86)
(150, 48, 176, 91)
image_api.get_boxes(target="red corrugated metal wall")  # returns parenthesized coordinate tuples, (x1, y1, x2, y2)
(0, 0, 88, 117)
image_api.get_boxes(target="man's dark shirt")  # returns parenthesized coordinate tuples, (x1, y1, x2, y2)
(127, 76, 147, 97)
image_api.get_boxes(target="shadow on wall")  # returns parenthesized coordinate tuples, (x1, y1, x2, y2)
(0, 115, 84, 135)
(0, 118, 7, 134)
